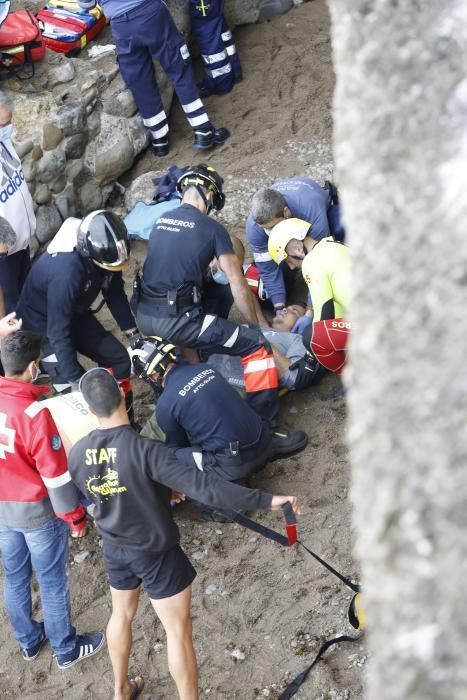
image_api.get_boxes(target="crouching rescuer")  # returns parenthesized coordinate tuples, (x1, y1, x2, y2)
(131, 337, 307, 518)
(134, 164, 307, 453)
(16, 211, 140, 421)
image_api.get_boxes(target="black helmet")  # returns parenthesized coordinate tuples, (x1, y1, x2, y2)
(176, 164, 225, 212)
(131, 336, 177, 394)
(77, 210, 130, 271)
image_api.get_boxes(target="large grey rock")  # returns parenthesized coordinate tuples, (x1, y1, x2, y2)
(35, 203, 63, 244)
(225, 0, 261, 25)
(36, 148, 66, 184)
(87, 111, 101, 139)
(64, 132, 89, 160)
(34, 184, 52, 205)
(42, 122, 64, 151)
(55, 101, 87, 136)
(77, 176, 103, 212)
(124, 170, 162, 209)
(49, 174, 67, 194)
(95, 137, 135, 184)
(15, 140, 34, 159)
(84, 113, 136, 184)
(48, 60, 76, 87)
(102, 88, 138, 119)
(127, 115, 150, 157)
(55, 185, 77, 219)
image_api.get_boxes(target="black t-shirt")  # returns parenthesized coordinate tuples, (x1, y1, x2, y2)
(157, 363, 263, 452)
(68, 425, 272, 551)
(142, 203, 234, 293)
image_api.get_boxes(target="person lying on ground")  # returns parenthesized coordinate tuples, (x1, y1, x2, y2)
(268, 218, 351, 374)
(69, 367, 300, 700)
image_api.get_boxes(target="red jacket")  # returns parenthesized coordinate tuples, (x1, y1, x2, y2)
(0, 377, 86, 531)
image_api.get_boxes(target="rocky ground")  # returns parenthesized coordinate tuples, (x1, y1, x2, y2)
(0, 1, 366, 698)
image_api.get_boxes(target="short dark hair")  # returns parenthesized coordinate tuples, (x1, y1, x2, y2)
(79, 367, 122, 417)
(1, 331, 41, 375)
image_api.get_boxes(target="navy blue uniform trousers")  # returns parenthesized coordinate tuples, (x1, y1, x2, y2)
(190, 0, 242, 94)
(111, 0, 211, 141)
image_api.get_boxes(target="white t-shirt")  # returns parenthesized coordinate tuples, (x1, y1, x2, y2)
(0, 138, 36, 255)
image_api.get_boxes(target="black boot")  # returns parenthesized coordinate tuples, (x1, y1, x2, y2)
(151, 137, 169, 157)
(193, 127, 230, 150)
(271, 426, 308, 458)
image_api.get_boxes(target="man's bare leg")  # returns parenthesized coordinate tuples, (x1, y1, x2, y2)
(151, 585, 199, 700)
(108, 586, 141, 700)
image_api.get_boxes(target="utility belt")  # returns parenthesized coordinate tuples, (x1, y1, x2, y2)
(214, 424, 271, 467)
(134, 272, 202, 317)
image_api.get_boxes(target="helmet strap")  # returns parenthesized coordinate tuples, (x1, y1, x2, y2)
(195, 185, 213, 215)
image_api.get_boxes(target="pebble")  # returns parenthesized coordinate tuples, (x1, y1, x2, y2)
(153, 642, 164, 653)
(74, 551, 90, 564)
(205, 584, 217, 595)
(229, 648, 246, 661)
(192, 551, 204, 560)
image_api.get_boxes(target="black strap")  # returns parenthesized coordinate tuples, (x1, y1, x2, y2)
(278, 633, 364, 700)
(297, 540, 359, 593)
(216, 502, 297, 546)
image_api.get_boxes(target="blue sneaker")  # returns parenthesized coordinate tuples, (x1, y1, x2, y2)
(55, 632, 105, 669)
(21, 621, 46, 661)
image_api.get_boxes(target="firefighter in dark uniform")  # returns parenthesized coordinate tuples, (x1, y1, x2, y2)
(190, 0, 242, 96)
(132, 337, 307, 481)
(134, 165, 306, 453)
(78, 0, 230, 157)
(16, 211, 139, 418)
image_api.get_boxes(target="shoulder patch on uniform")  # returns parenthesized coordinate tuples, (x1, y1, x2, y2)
(51, 434, 62, 451)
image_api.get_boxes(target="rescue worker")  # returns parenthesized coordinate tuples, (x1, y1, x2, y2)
(0, 331, 105, 668)
(69, 367, 301, 700)
(268, 217, 351, 374)
(190, 0, 242, 96)
(246, 176, 342, 314)
(16, 211, 139, 416)
(0, 93, 35, 312)
(134, 164, 306, 452)
(132, 336, 307, 490)
(78, 0, 230, 157)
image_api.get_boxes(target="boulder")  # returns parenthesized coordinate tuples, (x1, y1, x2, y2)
(84, 113, 136, 184)
(64, 132, 89, 160)
(15, 140, 34, 159)
(124, 171, 163, 210)
(34, 184, 52, 205)
(48, 60, 76, 87)
(55, 101, 87, 136)
(102, 82, 138, 119)
(127, 115, 150, 157)
(55, 185, 77, 219)
(36, 148, 66, 184)
(76, 176, 103, 212)
(225, 0, 261, 25)
(42, 122, 64, 151)
(35, 204, 63, 245)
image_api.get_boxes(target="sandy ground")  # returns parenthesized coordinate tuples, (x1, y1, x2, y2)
(0, 2, 366, 698)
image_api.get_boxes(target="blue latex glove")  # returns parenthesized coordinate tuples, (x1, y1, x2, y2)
(291, 315, 313, 335)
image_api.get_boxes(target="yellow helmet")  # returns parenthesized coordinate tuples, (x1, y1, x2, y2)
(267, 218, 312, 264)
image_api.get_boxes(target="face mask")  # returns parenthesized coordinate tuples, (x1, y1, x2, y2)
(211, 269, 229, 285)
(30, 362, 41, 383)
(0, 124, 13, 142)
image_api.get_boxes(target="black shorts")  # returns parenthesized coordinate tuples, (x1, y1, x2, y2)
(102, 542, 196, 600)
